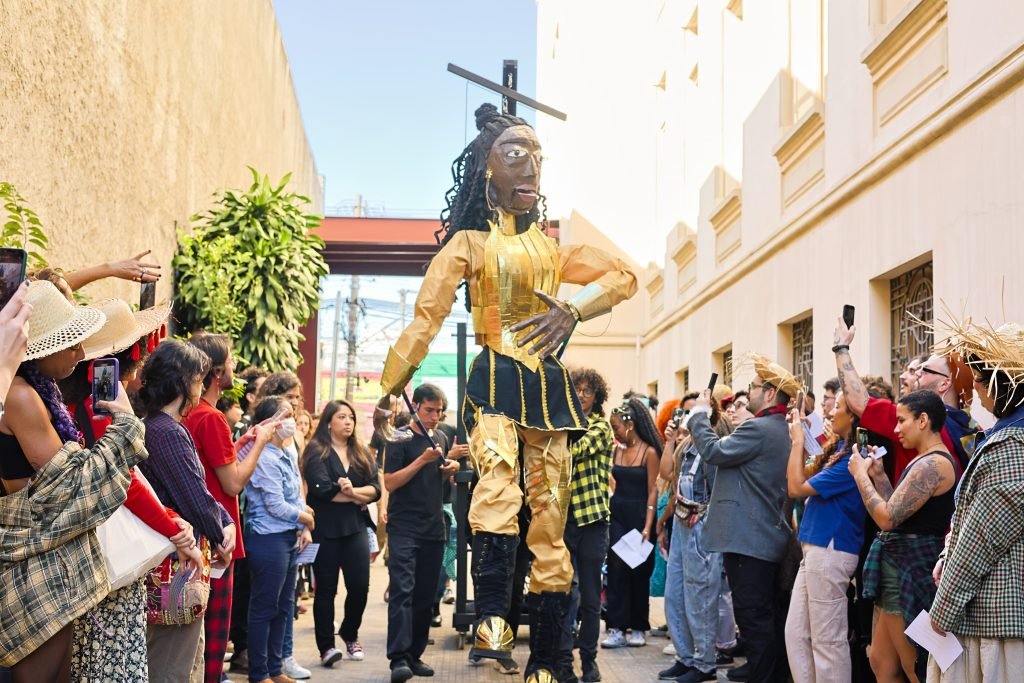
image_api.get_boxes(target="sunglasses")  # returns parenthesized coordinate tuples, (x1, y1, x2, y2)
(611, 404, 634, 421)
(916, 366, 949, 378)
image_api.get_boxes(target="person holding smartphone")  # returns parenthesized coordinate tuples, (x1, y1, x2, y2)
(0, 281, 147, 680)
(783, 391, 865, 683)
(849, 390, 957, 682)
(0, 281, 31, 425)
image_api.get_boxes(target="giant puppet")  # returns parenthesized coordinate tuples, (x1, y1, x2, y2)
(378, 103, 637, 682)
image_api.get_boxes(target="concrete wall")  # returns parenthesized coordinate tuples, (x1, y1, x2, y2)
(538, 0, 1024, 410)
(0, 0, 321, 303)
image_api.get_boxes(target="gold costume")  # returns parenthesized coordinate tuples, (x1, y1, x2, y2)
(382, 210, 636, 595)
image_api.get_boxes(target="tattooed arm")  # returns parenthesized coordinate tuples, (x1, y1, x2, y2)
(851, 452, 954, 531)
(833, 318, 868, 416)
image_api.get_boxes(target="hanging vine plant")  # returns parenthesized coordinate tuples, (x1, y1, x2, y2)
(174, 168, 327, 371)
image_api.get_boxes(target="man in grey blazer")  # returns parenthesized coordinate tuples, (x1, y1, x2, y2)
(685, 355, 801, 683)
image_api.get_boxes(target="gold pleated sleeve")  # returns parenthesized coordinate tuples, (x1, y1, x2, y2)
(558, 243, 639, 321)
(380, 231, 476, 396)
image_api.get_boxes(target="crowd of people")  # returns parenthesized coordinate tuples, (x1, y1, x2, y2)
(0, 255, 384, 683)
(1, 249, 1023, 683)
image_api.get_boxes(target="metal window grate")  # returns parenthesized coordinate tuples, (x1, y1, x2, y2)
(792, 317, 814, 391)
(890, 262, 934, 388)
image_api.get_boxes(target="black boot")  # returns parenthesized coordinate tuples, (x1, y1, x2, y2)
(470, 532, 520, 660)
(526, 591, 573, 683)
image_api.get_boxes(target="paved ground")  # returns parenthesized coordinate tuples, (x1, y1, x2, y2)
(226, 561, 741, 682)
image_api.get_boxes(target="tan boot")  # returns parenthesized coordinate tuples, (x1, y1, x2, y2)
(271, 676, 297, 683)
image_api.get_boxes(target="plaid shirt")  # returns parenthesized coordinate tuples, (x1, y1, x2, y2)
(139, 412, 232, 546)
(569, 413, 614, 526)
(931, 411, 1024, 638)
(0, 413, 146, 665)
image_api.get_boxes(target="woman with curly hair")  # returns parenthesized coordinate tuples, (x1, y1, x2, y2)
(377, 102, 637, 683)
(601, 396, 663, 649)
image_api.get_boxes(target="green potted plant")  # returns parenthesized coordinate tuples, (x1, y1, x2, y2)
(174, 169, 327, 371)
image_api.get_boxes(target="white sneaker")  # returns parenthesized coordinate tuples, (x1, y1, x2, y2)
(627, 630, 647, 647)
(600, 629, 627, 649)
(662, 642, 677, 656)
(345, 640, 365, 661)
(283, 655, 312, 679)
(321, 647, 343, 668)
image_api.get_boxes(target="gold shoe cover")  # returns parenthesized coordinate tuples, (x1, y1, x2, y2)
(473, 615, 515, 654)
(525, 669, 557, 683)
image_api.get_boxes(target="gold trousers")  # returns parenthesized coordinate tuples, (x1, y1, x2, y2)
(468, 412, 574, 593)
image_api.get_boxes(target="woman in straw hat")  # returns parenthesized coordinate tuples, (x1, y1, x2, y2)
(58, 298, 204, 682)
(0, 280, 147, 680)
(928, 322, 1024, 682)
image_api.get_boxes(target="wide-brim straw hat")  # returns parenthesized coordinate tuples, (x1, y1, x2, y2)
(82, 298, 172, 361)
(747, 353, 803, 398)
(935, 316, 1024, 393)
(24, 280, 106, 361)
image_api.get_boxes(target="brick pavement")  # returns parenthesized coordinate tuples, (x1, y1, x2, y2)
(225, 561, 740, 682)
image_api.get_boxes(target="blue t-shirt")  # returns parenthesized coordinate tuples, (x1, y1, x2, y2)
(798, 454, 865, 555)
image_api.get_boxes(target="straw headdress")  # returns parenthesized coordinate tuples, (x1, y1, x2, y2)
(82, 298, 171, 361)
(24, 280, 106, 361)
(747, 353, 803, 398)
(935, 316, 1024, 398)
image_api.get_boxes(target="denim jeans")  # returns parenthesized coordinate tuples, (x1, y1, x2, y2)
(247, 530, 299, 680)
(664, 517, 723, 673)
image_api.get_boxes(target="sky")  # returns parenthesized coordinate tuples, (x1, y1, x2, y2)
(273, 0, 538, 218)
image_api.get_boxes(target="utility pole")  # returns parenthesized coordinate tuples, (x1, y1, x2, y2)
(345, 195, 363, 402)
(328, 291, 343, 401)
(398, 288, 410, 328)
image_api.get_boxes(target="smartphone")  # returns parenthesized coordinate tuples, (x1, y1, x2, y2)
(842, 304, 855, 329)
(0, 248, 27, 310)
(795, 390, 806, 415)
(92, 358, 120, 415)
(671, 406, 686, 428)
(140, 281, 156, 310)
(707, 372, 719, 392)
(855, 426, 870, 451)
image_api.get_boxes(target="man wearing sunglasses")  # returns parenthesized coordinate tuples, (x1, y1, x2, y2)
(832, 318, 983, 479)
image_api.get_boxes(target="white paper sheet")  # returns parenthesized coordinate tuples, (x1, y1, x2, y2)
(610, 529, 654, 569)
(210, 565, 227, 580)
(295, 543, 320, 565)
(904, 610, 963, 673)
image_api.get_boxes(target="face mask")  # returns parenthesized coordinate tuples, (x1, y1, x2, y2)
(276, 417, 297, 440)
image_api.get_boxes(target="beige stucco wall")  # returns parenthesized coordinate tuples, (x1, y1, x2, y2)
(538, 0, 1024, 411)
(0, 0, 321, 303)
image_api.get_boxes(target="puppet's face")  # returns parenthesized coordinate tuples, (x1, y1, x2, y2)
(486, 125, 542, 215)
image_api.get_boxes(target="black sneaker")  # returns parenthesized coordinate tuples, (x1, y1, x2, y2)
(228, 649, 248, 673)
(676, 669, 717, 683)
(391, 661, 414, 683)
(409, 659, 435, 677)
(659, 661, 692, 680)
(716, 650, 734, 665)
(581, 660, 602, 682)
(430, 614, 442, 628)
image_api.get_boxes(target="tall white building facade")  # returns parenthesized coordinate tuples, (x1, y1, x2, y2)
(541, 0, 1024, 403)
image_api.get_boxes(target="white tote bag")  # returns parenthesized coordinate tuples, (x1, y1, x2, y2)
(96, 468, 176, 590)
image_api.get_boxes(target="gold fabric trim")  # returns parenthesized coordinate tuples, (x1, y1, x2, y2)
(560, 362, 583, 428)
(381, 347, 418, 396)
(515, 362, 527, 422)
(538, 365, 554, 430)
